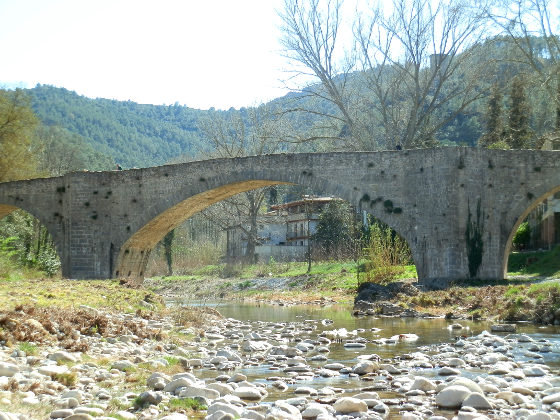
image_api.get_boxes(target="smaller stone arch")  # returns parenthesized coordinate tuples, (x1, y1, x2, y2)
(0, 203, 64, 273)
(502, 184, 560, 278)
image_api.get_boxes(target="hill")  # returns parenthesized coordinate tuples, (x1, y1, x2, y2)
(29, 85, 211, 168)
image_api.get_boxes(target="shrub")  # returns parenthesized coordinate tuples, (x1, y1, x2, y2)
(512, 222, 531, 251)
(360, 221, 412, 285)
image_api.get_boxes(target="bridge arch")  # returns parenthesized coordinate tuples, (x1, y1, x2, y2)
(114, 166, 418, 282)
(0, 204, 64, 273)
(502, 182, 560, 278)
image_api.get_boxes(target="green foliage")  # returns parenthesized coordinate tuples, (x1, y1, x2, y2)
(313, 200, 360, 259)
(29, 85, 209, 168)
(478, 84, 504, 147)
(507, 245, 560, 278)
(168, 397, 207, 412)
(465, 199, 484, 278)
(0, 210, 60, 277)
(18, 342, 38, 355)
(512, 222, 531, 250)
(360, 221, 412, 285)
(506, 76, 534, 149)
(0, 89, 40, 182)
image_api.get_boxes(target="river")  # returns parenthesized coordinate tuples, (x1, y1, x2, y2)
(172, 299, 560, 419)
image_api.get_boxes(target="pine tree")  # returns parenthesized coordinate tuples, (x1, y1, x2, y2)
(478, 84, 504, 148)
(506, 77, 533, 149)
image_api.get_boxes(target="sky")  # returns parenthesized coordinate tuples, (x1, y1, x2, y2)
(0, 0, 295, 110)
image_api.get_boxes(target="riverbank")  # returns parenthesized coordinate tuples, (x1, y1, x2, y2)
(1, 278, 560, 420)
(146, 261, 560, 324)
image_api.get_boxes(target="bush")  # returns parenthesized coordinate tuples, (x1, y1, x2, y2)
(512, 222, 531, 250)
(360, 221, 412, 285)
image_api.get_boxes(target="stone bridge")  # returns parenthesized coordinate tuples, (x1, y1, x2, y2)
(0, 147, 559, 287)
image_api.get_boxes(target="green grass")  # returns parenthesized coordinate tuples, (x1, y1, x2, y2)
(507, 245, 560, 278)
(0, 278, 164, 313)
(168, 397, 207, 412)
(18, 341, 38, 355)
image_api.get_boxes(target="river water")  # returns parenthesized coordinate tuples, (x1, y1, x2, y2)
(175, 300, 560, 418)
(186, 300, 560, 367)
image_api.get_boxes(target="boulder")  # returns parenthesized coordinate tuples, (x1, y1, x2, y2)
(0, 363, 19, 377)
(435, 385, 471, 408)
(233, 386, 265, 400)
(301, 403, 330, 419)
(178, 386, 220, 400)
(352, 361, 378, 375)
(462, 392, 492, 410)
(333, 397, 368, 414)
(410, 377, 437, 392)
(164, 377, 196, 394)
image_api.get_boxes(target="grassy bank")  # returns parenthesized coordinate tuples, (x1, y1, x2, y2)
(149, 260, 417, 303)
(149, 247, 560, 322)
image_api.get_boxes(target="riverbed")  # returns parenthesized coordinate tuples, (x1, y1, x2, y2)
(173, 299, 560, 419)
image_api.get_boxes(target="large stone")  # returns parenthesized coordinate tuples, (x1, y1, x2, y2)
(163, 377, 196, 394)
(178, 386, 220, 400)
(233, 386, 265, 400)
(462, 392, 492, 410)
(450, 378, 484, 394)
(160, 414, 190, 420)
(352, 361, 379, 375)
(38, 364, 69, 376)
(207, 402, 244, 418)
(0, 363, 19, 377)
(111, 360, 135, 371)
(48, 351, 78, 363)
(435, 385, 471, 408)
(50, 409, 74, 419)
(301, 403, 330, 419)
(65, 414, 94, 420)
(137, 391, 163, 406)
(333, 397, 368, 414)
(410, 377, 437, 392)
(268, 401, 303, 420)
(542, 392, 560, 404)
(490, 324, 516, 332)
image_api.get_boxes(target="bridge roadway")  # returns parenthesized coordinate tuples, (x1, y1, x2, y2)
(0, 147, 559, 288)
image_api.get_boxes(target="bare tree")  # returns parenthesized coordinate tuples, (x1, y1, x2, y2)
(280, 0, 491, 150)
(488, 0, 560, 135)
(197, 106, 290, 263)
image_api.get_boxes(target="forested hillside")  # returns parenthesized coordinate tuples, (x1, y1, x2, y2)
(29, 85, 210, 168)
(24, 35, 559, 170)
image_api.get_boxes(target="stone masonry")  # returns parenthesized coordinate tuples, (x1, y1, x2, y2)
(0, 147, 559, 287)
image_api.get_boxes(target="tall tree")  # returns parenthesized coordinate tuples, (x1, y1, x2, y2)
(313, 199, 359, 259)
(489, 0, 559, 112)
(0, 89, 40, 182)
(478, 84, 504, 147)
(280, 0, 491, 150)
(507, 76, 533, 148)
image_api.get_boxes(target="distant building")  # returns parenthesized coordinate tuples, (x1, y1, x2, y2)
(528, 194, 560, 249)
(225, 196, 338, 263)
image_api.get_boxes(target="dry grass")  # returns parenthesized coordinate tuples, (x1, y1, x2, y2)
(0, 304, 165, 348)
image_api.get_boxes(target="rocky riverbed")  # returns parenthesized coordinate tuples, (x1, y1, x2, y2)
(1, 301, 560, 420)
